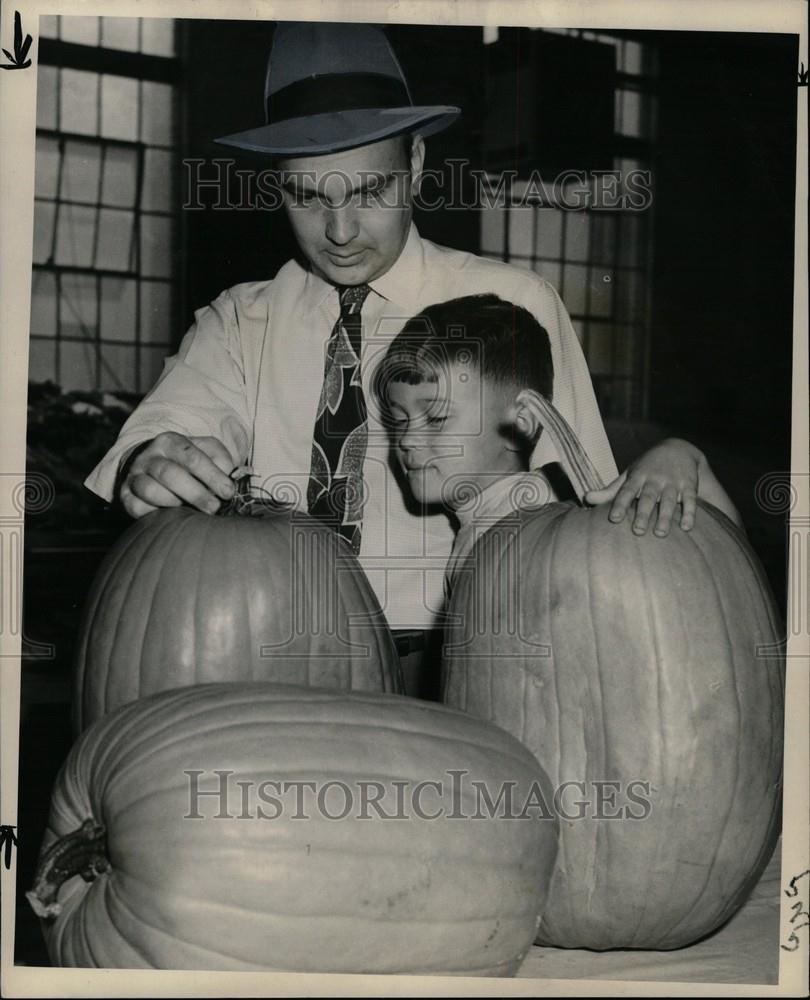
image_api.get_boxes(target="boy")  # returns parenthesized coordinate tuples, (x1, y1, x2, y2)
(372, 294, 743, 595)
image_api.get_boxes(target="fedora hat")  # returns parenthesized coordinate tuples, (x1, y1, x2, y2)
(214, 21, 461, 156)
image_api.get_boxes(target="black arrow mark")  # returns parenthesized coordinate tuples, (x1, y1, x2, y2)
(1, 11, 32, 70)
(0, 824, 19, 869)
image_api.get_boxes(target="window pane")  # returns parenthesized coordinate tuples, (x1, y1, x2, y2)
(141, 82, 173, 145)
(61, 140, 102, 203)
(140, 214, 172, 277)
(589, 213, 616, 265)
(141, 18, 175, 57)
(618, 213, 642, 267)
(535, 208, 563, 258)
(55, 204, 96, 267)
(616, 268, 643, 323)
(535, 260, 561, 292)
(622, 41, 643, 76)
(100, 277, 136, 341)
(101, 343, 136, 393)
(142, 148, 173, 211)
(100, 16, 140, 51)
(140, 280, 172, 343)
(36, 65, 58, 130)
(617, 89, 643, 139)
(142, 346, 169, 389)
(97, 209, 135, 271)
(561, 263, 589, 316)
(33, 201, 56, 264)
(35, 135, 60, 199)
(589, 270, 614, 318)
(31, 271, 58, 338)
(60, 339, 97, 392)
(614, 325, 635, 376)
(101, 146, 139, 207)
(61, 69, 99, 136)
(100, 74, 139, 141)
(28, 338, 56, 384)
(60, 16, 99, 47)
(585, 322, 615, 376)
(564, 211, 590, 262)
(507, 207, 533, 258)
(38, 15, 59, 39)
(479, 206, 505, 255)
(60, 272, 98, 340)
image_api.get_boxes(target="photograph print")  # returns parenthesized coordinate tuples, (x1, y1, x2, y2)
(3, 1, 807, 991)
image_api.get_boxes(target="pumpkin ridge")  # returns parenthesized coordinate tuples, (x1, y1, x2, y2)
(651, 520, 752, 945)
(101, 714, 543, 782)
(92, 514, 175, 731)
(73, 513, 156, 728)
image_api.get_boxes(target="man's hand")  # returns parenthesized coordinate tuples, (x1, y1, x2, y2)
(583, 438, 704, 537)
(119, 432, 237, 518)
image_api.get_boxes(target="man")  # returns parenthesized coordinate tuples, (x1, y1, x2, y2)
(85, 21, 618, 695)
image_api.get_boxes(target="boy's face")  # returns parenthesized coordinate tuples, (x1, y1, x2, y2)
(278, 136, 424, 288)
(385, 363, 524, 508)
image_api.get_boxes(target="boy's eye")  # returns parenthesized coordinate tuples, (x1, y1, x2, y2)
(426, 416, 447, 426)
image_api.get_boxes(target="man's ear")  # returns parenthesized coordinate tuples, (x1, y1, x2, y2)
(409, 134, 426, 186)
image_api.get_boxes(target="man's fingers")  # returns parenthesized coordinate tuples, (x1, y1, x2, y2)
(162, 436, 235, 501)
(194, 436, 240, 477)
(140, 458, 224, 513)
(119, 481, 161, 519)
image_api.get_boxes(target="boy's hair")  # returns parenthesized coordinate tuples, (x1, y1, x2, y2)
(372, 294, 554, 421)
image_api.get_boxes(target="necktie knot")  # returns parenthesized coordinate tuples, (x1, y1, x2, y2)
(339, 284, 371, 316)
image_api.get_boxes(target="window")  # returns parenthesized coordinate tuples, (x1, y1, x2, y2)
(480, 28, 657, 420)
(30, 15, 180, 395)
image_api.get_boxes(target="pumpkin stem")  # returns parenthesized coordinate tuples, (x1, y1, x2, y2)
(218, 471, 295, 519)
(26, 819, 110, 921)
(524, 389, 606, 500)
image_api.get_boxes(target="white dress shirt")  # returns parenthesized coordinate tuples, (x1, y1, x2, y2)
(86, 223, 618, 628)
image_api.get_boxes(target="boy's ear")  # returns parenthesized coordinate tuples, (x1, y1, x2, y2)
(506, 389, 543, 449)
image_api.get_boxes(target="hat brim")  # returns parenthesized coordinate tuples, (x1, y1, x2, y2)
(214, 106, 461, 156)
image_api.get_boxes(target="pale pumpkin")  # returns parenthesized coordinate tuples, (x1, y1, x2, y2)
(442, 395, 785, 950)
(74, 503, 402, 732)
(29, 682, 559, 975)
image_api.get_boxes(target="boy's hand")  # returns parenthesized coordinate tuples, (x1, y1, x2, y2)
(583, 438, 704, 537)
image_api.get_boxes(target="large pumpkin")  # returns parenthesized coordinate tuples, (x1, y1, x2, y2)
(74, 503, 402, 731)
(29, 682, 559, 976)
(442, 397, 785, 950)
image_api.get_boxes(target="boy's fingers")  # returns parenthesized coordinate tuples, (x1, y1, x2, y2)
(680, 488, 698, 530)
(631, 483, 660, 534)
(653, 487, 679, 537)
(608, 479, 638, 523)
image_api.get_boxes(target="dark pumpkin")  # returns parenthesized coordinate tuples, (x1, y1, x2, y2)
(74, 505, 402, 732)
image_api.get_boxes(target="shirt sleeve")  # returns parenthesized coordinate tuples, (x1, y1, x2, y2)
(84, 289, 253, 502)
(527, 278, 619, 487)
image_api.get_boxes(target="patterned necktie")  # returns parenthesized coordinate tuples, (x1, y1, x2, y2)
(307, 283, 372, 553)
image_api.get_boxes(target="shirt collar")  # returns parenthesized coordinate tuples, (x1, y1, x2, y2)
(304, 222, 426, 313)
(454, 471, 553, 529)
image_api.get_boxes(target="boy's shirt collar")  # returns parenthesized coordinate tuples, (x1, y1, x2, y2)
(453, 470, 555, 531)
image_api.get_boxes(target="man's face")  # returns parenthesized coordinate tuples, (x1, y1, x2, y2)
(384, 363, 524, 508)
(278, 135, 425, 286)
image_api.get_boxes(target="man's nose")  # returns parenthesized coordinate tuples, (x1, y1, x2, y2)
(325, 205, 360, 246)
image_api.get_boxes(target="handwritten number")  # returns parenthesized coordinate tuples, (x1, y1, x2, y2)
(785, 870, 810, 898)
